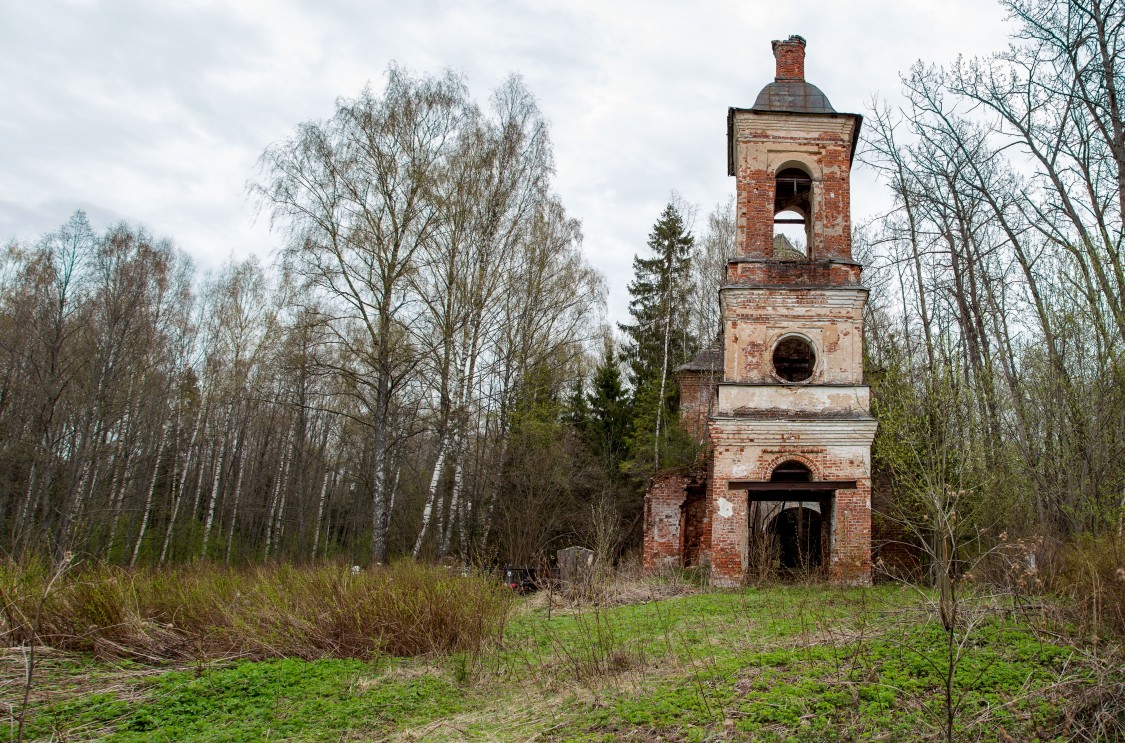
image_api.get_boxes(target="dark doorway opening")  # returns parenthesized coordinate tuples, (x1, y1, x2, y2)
(741, 462, 834, 581)
(681, 485, 707, 567)
(769, 507, 822, 570)
(771, 460, 812, 482)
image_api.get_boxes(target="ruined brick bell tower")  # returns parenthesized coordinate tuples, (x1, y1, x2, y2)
(642, 35, 876, 586)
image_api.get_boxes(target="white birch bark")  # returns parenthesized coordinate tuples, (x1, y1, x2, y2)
(412, 440, 450, 559)
(130, 418, 172, 566)
(311, 468, 332, 561)
(160, 388, 209, 564)
(654, 254, 673, 466)
(224, 443, 248, 564)
(439, 454, 463, 559)
(200, 403, 236, 556)
(200, 437, 228, 557)
(162, 438, 210, 564)
(265, 428, 293, 559)
(386, 466, 401, 523)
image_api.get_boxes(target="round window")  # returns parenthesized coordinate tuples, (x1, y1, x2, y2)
(772, 335, 816, 382)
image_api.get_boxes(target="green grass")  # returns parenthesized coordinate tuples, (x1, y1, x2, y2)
(8, 584, 1117, 742)
(22, 658, 465, 741)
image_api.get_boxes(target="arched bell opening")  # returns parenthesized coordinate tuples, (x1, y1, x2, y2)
(768, 506, 823, 571)
(773, 167, 812, 257)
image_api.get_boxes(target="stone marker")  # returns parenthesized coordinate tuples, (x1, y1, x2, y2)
(557, 546, 595, 584)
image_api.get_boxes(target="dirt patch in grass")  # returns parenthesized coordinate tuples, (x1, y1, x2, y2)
(523, 575, 701, 615)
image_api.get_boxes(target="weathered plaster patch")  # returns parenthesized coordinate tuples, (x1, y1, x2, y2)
(718, 497, 734, 518)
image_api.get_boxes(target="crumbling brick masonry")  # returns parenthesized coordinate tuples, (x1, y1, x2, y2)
(643, 34, 876, 586)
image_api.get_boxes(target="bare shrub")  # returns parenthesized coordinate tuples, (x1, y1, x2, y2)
(1042, 536, 1125, 641)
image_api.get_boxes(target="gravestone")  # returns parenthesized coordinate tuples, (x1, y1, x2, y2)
(556, 546, 595, 584)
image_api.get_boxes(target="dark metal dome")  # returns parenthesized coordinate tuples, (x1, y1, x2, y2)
(751, 80, 835, 114)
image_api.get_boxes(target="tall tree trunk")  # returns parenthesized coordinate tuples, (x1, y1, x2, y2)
(312, 468, 332, 561)
(413, 437, 450, 559)
(265, 430, 293, 560)
(224, 443, 248, 564)
(439, 452, 464, 560)
(162, 438, 210, 565)
(200, 433, 230, 558)
(131, 418, 172, 566)
(200, 403, 236, 556)
(160, 389, 209, 564)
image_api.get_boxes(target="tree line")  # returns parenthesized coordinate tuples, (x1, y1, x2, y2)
(0, 64, 736, 568)
(861, 0, 1125, 553)
(0, 70, 610, 565)
(4, 0, 1117, 571)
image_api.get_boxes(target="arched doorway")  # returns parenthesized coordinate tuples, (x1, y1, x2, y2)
(736, 459, 848, 579)
(769, 506, 822, 570)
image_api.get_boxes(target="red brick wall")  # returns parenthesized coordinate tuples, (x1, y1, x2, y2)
(721, 287, 866, 386)
(682, 487, 707, 567)
(677, 371, 716, 443)
(772, 36, 806, 81)
(642, 466, 714, 574)
(733, 138, 855, 262)
(704, 420, 876, 586)
(726, 259, 861, 287)
(707, 474, 747, 587)
(642, 473, 688, 572)
(828, 483, 872, 584)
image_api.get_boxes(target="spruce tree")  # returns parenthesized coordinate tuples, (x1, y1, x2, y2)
(618, 203, 697, 469)
(585, 346, 631, 469)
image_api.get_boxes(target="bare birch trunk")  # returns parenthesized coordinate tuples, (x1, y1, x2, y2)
(200, 403, 236, 556)
(654, 252, 674, 466)
(413, 439, 450, 559)
(311, 467, 332, 561)
(439, 453, 463, 560)
(160, 389, 209, 564)
(272, 451, 294, 559)
(386, 466, 401, 525)
(162, 438, 210, 565)
(265, 430, 293, 559)
(16, 462, 38, 549)
(200, 436, 229, 558)
(370, 392, 390, 565)
(224, 444, 247, 564)
(131, 418, 172, 566)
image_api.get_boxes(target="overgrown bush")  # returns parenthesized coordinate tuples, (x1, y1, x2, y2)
(0, 559, 511, 661)
(1041, 535, 1125, 640)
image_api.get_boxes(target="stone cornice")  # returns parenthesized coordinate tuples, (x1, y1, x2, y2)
(709, 417, 877, 445)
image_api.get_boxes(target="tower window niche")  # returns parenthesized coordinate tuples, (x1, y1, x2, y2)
(772, 335, 816, 382)
(773, 167, 812, 257)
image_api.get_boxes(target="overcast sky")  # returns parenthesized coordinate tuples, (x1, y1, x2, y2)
(0, 0, 1012, 323)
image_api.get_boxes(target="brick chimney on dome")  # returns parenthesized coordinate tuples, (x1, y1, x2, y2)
(772, 34, 806, 81)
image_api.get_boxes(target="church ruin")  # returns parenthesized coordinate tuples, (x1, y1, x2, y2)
(642, 35, 876, 586)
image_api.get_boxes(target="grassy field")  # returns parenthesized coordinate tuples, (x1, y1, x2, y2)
(5, 578, 1120, 742)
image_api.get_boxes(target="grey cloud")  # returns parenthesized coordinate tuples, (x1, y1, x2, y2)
(0, 0, 1011, 321)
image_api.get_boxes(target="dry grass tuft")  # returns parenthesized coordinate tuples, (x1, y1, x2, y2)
(526, 570, 700, 614)
(0, 559, 512, 661)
